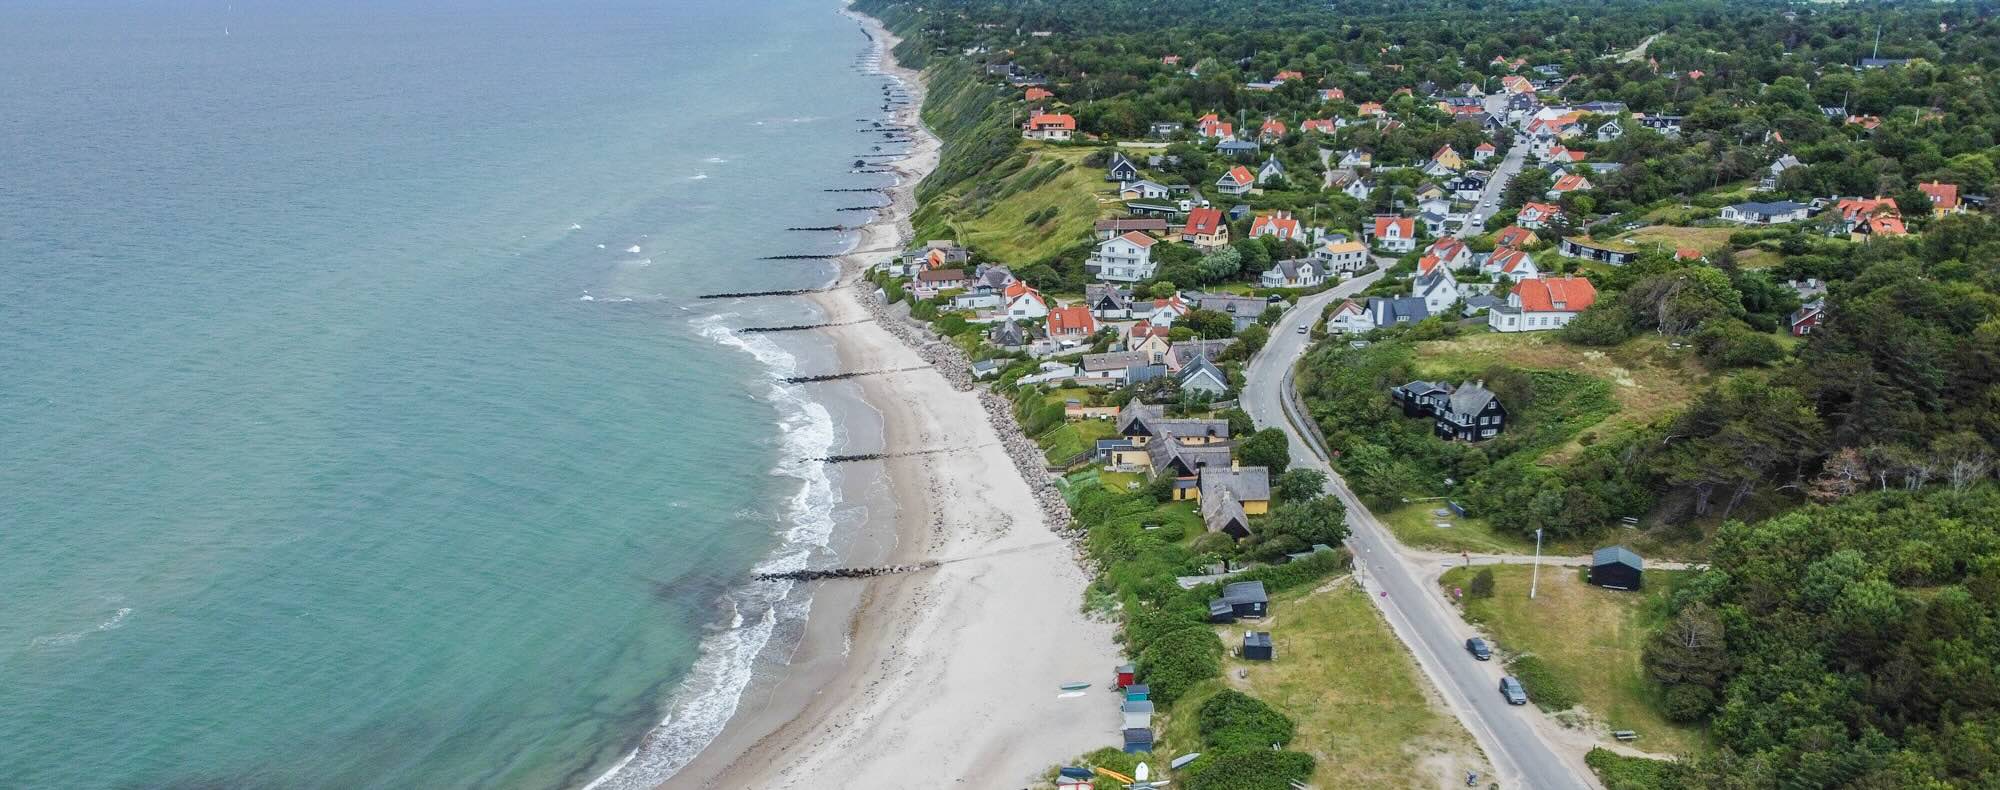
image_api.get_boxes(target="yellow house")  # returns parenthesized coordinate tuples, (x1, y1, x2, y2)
(1108, 401, 1233, 469)
(1432, 145, 1464, 171)
(1198, 464, 1271, 515)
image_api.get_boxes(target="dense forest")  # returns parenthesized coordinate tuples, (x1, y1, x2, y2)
(857, 0, 2000, 785)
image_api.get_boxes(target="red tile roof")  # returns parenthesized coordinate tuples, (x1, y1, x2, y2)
(1251, 213, 1301, 238)
(1475, 142, 1497, 152)
(1221, 165, 1255, 186)
(1004, 281, 1045, 303)
(1048, 306, 1096, 335)
(1024, 87, 1053, 101)
(1495, 226, 1538, 248)
(1514, 276, 1596, 312)
(1373, 216, 1414, 238)
(1490, 248, 1533, 273)
(1521, 202, 1561, 219)
(1865, 215, 1908, 236)
(1320, 88, 1345, 101)
(1301, 118, 1335, 133)
(1118, 230, 1159, 248)
(1026, 113, 1076, 131)
(1184, 207, 1224, 236)
(1837, 196, 1899, 222)
(1552, 174, 1591, 192)
(1920, 181, 1961, 210)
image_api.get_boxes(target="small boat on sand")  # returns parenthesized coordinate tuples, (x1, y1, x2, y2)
(1059, 681, 1091, 691)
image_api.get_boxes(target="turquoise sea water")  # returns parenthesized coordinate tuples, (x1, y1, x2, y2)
(0, 1, 890, 786)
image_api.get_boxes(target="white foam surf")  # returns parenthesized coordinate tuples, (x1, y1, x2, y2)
(29, 606, 134, 649)
(583, 313, 840, 789)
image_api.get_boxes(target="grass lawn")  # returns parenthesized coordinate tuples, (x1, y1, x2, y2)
(1099, 469, 1146, 494)
(1382, 502, 1587, 556)
(1212, 581, 1489, 787)
(1411, 332, 1710, 465)
(1735, 248, 1782, 269)
(1440, 565, 1708, 756)
(951, 146, 1111, 263)
(1038, 415, 1119, 462)
(1615, 225, 1736, 255)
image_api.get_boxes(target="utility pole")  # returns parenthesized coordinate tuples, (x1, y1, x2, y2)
(1529, 528, 1543, 600)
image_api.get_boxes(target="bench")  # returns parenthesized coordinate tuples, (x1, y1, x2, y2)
(1613, 730, 1639, 741)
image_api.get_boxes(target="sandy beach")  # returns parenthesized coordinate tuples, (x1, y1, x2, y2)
(660, 7, 1121, 788)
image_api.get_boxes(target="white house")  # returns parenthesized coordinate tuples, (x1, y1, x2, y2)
(1249, 211, 1306, 242)
(1315, 239, 1371, 275)
(1413, 268, 1461, 314)
(1482, 247, 1540, 281)
(1719, 200, 1812, 225)
(1487, 276, 1597, 332)
(1086, 231, 1159, 282)
(1002, 281, 1049, 320)
(1369, 216, 1417, 253)
(1424, 237, 1475, 271)
(1257, 156, 1286, 185)
(1325, 299, 1374, 334)
(1260, 258, 1325, 288)
(1138, 294, 1191, 326)
(1119, 179, 1172, 201)
(1215, 165, 1256, 196)
(1516, 202, 1560, 229)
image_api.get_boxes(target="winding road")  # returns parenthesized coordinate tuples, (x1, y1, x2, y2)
(1243, 275, 1597, 790)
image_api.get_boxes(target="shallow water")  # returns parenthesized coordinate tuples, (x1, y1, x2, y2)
(0, 1, 891, 786)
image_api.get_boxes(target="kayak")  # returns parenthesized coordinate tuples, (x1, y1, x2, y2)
(1059, 682, 1091, 691)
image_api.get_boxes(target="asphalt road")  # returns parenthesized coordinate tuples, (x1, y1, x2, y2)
(1244, 278, 1596, 790)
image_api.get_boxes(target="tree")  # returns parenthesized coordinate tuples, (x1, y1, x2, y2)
(1239, 428, 1292, 470)
(1642, 601, 1729, 722)
(1136, 626, 1222, 706)
(1273, 468, 1328, 503)
(1184, 309, 1237, 339)
(1198, 690, 1296, 751)
(1264, 496, 1349, 547)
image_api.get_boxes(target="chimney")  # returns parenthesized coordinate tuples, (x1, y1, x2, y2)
(1475, 379, 1485, 389)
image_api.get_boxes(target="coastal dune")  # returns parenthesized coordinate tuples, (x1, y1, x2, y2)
(659, 8, 1121, 788)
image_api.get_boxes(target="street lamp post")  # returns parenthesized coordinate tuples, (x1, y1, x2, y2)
(1530, 528, 1543, 600)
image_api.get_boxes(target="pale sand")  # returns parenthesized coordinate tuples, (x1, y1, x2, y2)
(659, 8, 1121, 788)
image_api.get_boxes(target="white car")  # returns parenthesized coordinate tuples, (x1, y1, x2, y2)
(1297, 325, 1309, 334)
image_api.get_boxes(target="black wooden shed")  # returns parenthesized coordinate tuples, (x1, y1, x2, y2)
(1589, 546, 1644, 590)
(1243, 631, 1273, 661)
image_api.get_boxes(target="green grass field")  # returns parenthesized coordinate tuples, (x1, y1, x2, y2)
(950, 146, 1112, 263)
(1211, 581, 1489, 787)
(1411, 332, 1709, 465)
(1440, 565, 1708, 756)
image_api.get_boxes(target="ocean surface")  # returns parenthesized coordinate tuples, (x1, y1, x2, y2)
(0, 1, 894, 786)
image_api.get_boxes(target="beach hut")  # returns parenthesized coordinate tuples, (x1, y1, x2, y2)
(1121, 699, 1155, 730)
(1115, 663, 1137, 689)
(1589, 546, 1644, 590)
(1124, 684, 1151, 702)
(1243, 631, 1274, 661)
(1122, 727, 1155, 754)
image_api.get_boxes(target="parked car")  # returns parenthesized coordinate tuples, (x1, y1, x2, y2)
(1499, 676, 1528, 705)
(1296, 325, 1309, 334)
(1465, 637, 1492, 661)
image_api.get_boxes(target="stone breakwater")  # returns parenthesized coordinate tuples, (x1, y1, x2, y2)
(856, 283, 1078, 538)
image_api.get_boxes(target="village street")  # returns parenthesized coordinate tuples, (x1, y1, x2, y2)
(1241, 277, 1599, 790)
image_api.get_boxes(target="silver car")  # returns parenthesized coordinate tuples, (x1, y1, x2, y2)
(1499, 676, 1528, 705)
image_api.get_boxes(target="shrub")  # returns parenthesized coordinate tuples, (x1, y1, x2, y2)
(1184, 749, 1316, 790)
(1661, 683, 1717, 723)
(1585, 748, 1678, 790)
(1468, 568, 1496, 599)
(1506, 654, 1578, 711)
(1136, 626, 1223, 705)
(1198, 690, 1296, 751)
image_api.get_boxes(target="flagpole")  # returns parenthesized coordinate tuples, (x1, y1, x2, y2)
(1530, 528, 1543, 600)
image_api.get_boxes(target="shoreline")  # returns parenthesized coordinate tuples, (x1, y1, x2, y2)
(658, 6, 1118, 788)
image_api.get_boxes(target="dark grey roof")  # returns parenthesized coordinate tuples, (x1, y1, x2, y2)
(1120, 699, 1155, 714)
(1244, 631, 1273, 649)
(1367, 296, 1431, 326)
(1445, 382, 1498, 421)
(1195, 293, 1269, 315)
(1222, 580, 1268, 605)
(1083, 350, 1149, 372)
(1201, 465, 1272, 503)
(1593, 545, 1644, 569)
(1178, 355, 1228, 390)
(1171, 339, 1236, 367)
(1217, 140, 1260, 153)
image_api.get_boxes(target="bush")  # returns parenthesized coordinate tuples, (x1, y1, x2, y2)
(1560, 304, 1635, 346)
(1468, 568, 1496, 599)
(1661, 683, 1717, 723)
(1136, 626, 1223, 705)
(1585, 748, 1678, 790)
(1184, 749, 1316, 790)
(1197, 690, 1296, 751)
(1505, 654, 1578, 711)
